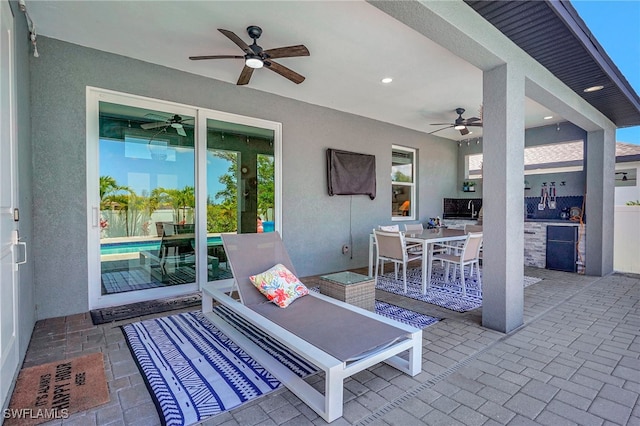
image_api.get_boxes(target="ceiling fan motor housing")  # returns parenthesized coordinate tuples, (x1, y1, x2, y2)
(247, 25, 262, 40)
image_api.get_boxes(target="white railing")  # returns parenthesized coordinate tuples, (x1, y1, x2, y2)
(614, 205, 640, 274)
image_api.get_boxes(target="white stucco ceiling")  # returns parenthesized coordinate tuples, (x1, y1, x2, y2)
(25, 0, 562, 141)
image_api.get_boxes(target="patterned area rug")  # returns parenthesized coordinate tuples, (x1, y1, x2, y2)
(122, 301, 438, 425)
(376, 265, 542, 312)
(122, 308, 317, 426)
(374, 300, 439, 329)
(308, 287, 439, 329)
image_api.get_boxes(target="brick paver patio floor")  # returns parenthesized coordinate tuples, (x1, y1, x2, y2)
(19, 267, 639, 425)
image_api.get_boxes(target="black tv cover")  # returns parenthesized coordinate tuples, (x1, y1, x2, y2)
(327, 148, 376, 200)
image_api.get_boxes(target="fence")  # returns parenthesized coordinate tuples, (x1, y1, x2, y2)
(614, 205, 640, 274)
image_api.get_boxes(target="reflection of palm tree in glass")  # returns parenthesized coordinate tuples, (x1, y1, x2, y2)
(257, 155, 275, 221)
(151, 186, 195, 224)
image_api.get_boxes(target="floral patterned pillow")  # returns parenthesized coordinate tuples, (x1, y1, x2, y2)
(249, 263, 309, 308)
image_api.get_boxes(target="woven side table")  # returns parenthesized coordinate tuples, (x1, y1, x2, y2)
(319, 271, 375, 311)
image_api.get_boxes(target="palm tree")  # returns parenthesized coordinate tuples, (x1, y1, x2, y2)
(99, 175, 119, 209)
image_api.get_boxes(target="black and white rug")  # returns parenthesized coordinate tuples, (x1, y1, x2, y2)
(122, 308, 317, 426)
(374, 300, 439, 328)
(122, 302, 438, 425)
(376, 265, 542, 312)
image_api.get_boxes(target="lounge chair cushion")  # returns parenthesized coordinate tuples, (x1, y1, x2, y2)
(250, 263, 309, 308)
(248, 295, 407, 362)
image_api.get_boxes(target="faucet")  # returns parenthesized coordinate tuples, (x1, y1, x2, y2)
(468, 200, 476, 218)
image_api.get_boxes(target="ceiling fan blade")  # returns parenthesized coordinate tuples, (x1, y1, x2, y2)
(264, 60, 305, 84)
(176, 127, 187, 137)
(465, 116, 481, 123)
(237, 66, 254, 85)
(428, 126, 453, 134)
(263, 45, 310, 59)
(141, 122, 167, 130)
(466, 122, 483, 127)
(430, 123, 453, 126)
(189, 55, 244, 61)
(145, 113, 171, 121)
(459, 127, 470, 136)
(218, 29, 253, 54)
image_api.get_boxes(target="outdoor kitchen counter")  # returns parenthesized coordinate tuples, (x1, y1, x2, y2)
(443, 219, 586, 273)
(524, 221, 585, 272)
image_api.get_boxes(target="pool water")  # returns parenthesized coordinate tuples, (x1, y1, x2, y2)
(101, 236, 223, 255)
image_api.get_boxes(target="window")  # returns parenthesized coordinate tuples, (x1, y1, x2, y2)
(391, 145, 416, 220)
(465, 140, 584, 179)
(615, 168, 637, 187)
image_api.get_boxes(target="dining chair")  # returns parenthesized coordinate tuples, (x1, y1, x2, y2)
(464, 224, 483, 264)
(373, 229, 423, 292)
(379, 224, 422, 251)
(432, 232, 483, 297)
(403, 223, 423, 233)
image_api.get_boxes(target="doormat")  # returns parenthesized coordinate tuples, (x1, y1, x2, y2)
(4, 353, 109, 426)
(90, 292, 202, 325)
(122, 309, 317, 426)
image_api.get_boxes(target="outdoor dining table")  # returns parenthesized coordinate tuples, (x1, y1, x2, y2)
(369, 228, 467, 294)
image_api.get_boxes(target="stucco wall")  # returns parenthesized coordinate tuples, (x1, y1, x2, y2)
(30, 37, 458, 319)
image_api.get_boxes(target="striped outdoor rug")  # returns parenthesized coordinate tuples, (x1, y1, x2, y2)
(122, 301, 438, 425)
(122, 308, 317, 426)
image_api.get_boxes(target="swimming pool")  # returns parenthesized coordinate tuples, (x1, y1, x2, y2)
(101, 236, 223, 255)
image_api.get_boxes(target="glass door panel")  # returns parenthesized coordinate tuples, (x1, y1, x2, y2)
(205, 119, 275, 282)
(98, 101, 196, 296)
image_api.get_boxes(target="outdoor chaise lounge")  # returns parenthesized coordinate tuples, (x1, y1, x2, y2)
(200, 232, 422, 423)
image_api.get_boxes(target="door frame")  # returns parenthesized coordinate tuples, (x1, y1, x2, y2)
(87, 87, 282, 309)
(0, 0, 20, 407)
(195, 109, 282, 291)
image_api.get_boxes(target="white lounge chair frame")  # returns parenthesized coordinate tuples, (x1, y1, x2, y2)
(200, 233, 422, 423)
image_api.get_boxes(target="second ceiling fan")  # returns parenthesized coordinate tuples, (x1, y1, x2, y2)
(189, 26, 310, 86)
(429, 108, 482, 136)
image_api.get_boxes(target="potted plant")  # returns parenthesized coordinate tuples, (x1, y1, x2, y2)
(468, 181, 476, 192)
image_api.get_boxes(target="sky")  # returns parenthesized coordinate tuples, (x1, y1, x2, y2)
(571, 0, 640, 145)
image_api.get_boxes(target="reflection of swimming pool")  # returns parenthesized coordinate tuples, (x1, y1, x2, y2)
(101, 236, 223, 255)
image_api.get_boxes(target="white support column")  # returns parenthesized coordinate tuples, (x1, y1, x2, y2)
(585, 129, 616, 276)
(481, 64, 525, 333)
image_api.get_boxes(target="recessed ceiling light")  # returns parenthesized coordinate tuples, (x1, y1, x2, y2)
(381, 77, 393, 84)
(583, 85, 604, 93)
(544, 116, 553, 120)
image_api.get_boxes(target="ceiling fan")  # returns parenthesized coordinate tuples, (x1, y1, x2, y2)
(140, 114, 193, 137)
(615, 172, 636, 182)
(429, 107, 482, 136)
(189, 26, 310, 85)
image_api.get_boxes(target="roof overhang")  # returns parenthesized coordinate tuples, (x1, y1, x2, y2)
(464, 0, 640, 128)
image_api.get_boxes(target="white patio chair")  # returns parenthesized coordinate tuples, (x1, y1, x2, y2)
(432, 232, 483, 297)
(373, 229, 423, 292)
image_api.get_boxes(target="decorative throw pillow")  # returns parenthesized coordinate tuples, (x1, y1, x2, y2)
(249, 263, 309, 308)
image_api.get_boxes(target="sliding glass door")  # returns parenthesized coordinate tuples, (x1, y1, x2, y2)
(88, 89, 281, 309)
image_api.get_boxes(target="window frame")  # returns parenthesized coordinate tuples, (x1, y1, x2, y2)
(391, 145, 416, 221)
